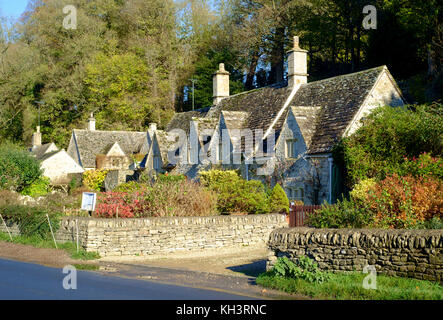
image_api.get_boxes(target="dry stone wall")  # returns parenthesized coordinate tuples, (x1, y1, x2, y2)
(267, 227, 442, 282)
(56, 214, 287, 257)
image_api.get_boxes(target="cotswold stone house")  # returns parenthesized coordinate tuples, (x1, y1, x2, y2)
(66, 114, 171, 183)
(30, 126, 84, 184)
(164, 37, 406, 204)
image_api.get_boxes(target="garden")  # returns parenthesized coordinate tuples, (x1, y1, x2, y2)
(0, 140, 289, 256)
(306, 104, 442, 230)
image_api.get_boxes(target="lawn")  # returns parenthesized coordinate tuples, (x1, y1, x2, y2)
(0, 231, 100, 260)
(256, 271, 443, 300)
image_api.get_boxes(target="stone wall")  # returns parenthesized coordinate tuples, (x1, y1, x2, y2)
(56, 214, 287, 257)
(267, 227, 442, 281)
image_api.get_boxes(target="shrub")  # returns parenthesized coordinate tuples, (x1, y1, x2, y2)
(21, 176, 50, 198)
(349, 178, 376, 203)
(95, 179, 218, 218)
(395, 153, 443, 179)
(415, 217, 443, 229)
(307, 199, 374, 228)
(0, 190, 21, 206)
(114, 181, 147, 193)
(199, 169, 240, 186)
(0, 143, 42, 192)
(269, 184, 289, 213)
(366, 174, 442, 228)
(200, 169, 269, 214)
(271, 256, 330, 284)
(333, 104, 443, 188)
(68, 176, 83, 195)
(0, 205, 60, 239)
(155, 173, 186, 183)
(82, 169, 108, 191)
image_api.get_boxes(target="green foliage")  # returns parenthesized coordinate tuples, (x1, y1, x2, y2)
(113, 181, 147, 193)
(272, 256, 330, 284)
(84, 52, 164, 131)
(415, 217, 443, 230)
(68, 176, 83, 195)
(334, 104, 443, 188)
(200, 169, 269, 214)
(0, 205, 60, 239)
(0, 231, 100, 260)
(0, 143, 42, 192)
(257, 271, 443, 300)
(307, 199, 374, 229)
(269, 184, 289, 213)
(82, 170, 108, 191)
(21, 176, 50, 198)
(395, 153, 443, 179)
(349, 178, 376, 203)
(155, 173, 187, 184)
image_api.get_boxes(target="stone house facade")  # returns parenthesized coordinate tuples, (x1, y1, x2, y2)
(164, 37, 406, 204)
(30, 127, 84, 185)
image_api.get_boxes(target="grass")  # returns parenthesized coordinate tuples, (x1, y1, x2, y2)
(0, 231, 100, 261)
(256, 271, 443, 300)
(73, 264, 100, 271)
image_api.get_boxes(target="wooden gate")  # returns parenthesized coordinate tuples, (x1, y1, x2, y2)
(288, 204, 322, 227)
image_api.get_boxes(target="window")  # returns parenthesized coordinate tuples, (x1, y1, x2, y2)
(153, 154, 161, 170)
(287, 187, 304, 203)
(218, 140, 223, 163)
(286, 139, 297, 158)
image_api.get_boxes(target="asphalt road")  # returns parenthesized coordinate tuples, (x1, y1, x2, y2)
(0, 258, 256, 300)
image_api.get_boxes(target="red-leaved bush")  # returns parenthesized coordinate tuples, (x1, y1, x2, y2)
(95, 180, 218, 218)
(365, 174, 443, 228)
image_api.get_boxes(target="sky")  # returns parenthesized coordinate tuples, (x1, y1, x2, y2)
(0, 0, 29, 20)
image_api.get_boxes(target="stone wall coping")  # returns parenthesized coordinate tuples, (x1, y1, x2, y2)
(61, 213, 286, 227)
(269, 227, 443, 249)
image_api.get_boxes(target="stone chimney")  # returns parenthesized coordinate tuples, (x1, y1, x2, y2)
(287, 36, 308, 88)
(149, 123, 157, 131)
(32, 126, 42, 147)
(88, 113, 96, 131)
(213, 63, 230, 105)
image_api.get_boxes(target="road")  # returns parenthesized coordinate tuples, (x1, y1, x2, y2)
(0, 258, 256, 300)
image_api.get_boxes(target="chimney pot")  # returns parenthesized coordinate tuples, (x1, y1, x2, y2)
(32, 126, 42, 147)
(213, 62, 230, 105)
(287, 36, 308, 88)
(149, 123, 157, 131)
(88, 113, 96, 131)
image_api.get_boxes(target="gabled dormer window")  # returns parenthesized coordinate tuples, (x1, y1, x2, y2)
(286, 138, 297, 159)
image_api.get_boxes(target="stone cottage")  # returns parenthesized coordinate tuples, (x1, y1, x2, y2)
(30, 126, 84, 184)
(164, 36, 406, 204)
(66, 115, 171, 189)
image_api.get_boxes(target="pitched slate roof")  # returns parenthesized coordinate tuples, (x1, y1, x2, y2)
(153, 130, 174, 163)
(293, 66, 385, 153)
(36, 150, 61, 162)
(165, 65, 389, 155)
(289, 106, 321, 149)
(69, 129, 148, 168)
(208, 83, 291, 136)
(166, 107, 211, 133)
(31, 143, 59, 160)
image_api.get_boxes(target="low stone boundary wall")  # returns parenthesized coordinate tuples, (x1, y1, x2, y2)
(55, 214, 287, 257)
(266, 227, 442, 282)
